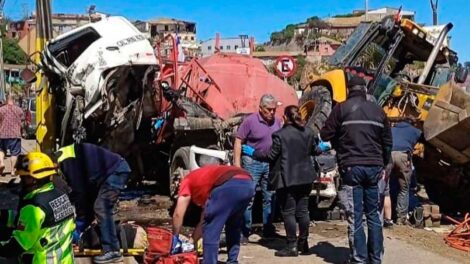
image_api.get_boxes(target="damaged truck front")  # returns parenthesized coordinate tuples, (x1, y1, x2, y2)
(33, 16, 299, 196)
(39, 16, 158, 157)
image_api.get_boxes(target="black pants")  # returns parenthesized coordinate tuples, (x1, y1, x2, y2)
(276, 184, 312, 244)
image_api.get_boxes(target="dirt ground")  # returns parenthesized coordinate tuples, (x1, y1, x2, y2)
(224, 221, 470, 264)
(2, 140, 470, 263)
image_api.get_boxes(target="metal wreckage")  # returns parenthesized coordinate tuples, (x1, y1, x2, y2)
(32, 16, 298, 198)
(27, 14, 470, 216)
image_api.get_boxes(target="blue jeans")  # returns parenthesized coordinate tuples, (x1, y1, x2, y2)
(94, 160, 130, 252)
(203, 178, 255, 264)
(241, 156, 274, 236)
(339, 166, 384, 264)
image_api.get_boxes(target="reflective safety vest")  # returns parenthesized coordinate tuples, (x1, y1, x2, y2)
(12, 182, 76, 264)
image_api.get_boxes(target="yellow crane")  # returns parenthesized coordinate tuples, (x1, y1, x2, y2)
(35, 0, 54, 152)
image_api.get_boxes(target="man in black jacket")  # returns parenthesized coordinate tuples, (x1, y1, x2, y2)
(320, 71, 392, 264)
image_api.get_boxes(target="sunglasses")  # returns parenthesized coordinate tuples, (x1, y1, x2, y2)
(263, 106, 276, 112)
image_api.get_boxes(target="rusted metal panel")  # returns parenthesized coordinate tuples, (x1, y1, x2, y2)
(424, 81, 470, 164)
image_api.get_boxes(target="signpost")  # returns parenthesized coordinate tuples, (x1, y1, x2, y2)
(274, 55, 297, 81)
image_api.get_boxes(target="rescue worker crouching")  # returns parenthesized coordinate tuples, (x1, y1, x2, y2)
(172, 165, 255, 264)
(56, 143, 131, 264)
(0, 152, 75, 264)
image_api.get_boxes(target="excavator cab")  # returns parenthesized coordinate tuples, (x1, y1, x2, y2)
(301, 15, 470, 212)
(300, 16, 464, 133)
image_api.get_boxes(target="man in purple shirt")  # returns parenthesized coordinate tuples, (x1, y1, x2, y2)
(234, 94, 281, 243)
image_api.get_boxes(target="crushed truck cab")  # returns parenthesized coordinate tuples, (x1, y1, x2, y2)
(39, 16, 158, 155)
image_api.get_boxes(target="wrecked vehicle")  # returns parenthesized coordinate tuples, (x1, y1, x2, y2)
(300, 15, 470, 212)
(154, 44, 299, 196)
(39, 16, 158, 156)
(35, 17, 299, 195)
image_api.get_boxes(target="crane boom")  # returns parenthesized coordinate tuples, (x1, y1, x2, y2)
(35, 0, 54, 151)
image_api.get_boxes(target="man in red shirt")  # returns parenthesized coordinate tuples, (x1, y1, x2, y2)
(172, 165, 254, 264)
(0, 95, 24, 175)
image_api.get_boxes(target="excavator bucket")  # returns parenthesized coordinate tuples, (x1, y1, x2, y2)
(423, 81, 470, 164)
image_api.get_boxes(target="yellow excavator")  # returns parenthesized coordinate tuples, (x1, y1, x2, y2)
(300, 15, 470, 212)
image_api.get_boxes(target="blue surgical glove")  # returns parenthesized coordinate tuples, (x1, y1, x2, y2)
(242, 144, 255, 156)
(72, 219, 87, 244)
(318, 140, 331, 152)
(171, 235, 182, 255)
(72, 230, 81, 244)
(154, 118, 165, 130)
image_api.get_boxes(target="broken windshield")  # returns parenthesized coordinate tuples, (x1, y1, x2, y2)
(328, 22, 374, 66)
(48, 27, 101, 67)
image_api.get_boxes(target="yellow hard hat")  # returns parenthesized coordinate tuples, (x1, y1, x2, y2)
(15, 152, 57, 179)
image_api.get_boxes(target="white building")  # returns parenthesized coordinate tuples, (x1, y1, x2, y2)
(200, 36, 253, 57)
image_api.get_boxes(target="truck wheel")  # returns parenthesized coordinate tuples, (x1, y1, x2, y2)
(168, 146, 202, 227)
(169, 147, 190, 199)
(299, 85, 332, 135)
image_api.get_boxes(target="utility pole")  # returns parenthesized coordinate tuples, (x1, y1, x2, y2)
(0, 0, 6, 102)
(430, 0, 438, 25)
(21, 3, 30, 19)
(365, 0, 369, 21)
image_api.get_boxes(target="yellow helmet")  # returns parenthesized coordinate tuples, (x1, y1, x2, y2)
(15, 152, 57, 179)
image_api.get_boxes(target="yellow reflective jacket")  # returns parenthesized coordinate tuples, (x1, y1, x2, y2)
(5, 183, 76, 264)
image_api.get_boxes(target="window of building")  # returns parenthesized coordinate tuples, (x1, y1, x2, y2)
(226, 45, 231, 50)
(164, 25, 169, 31)
(151, 25, 157, 37)
(208, 46, 212, 50)
(191, 36, 195, 41)
(234, 45, 239, 50)
(220, 46, 223, 50)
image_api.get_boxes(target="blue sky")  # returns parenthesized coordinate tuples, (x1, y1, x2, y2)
(4, 0, 469, 61)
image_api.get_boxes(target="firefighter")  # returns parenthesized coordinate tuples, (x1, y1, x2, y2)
(56, 143, 131, 264)
(0, 152, 75, 264)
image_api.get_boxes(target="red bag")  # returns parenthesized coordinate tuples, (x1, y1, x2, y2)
(146, 227, 173, 255)
(145, 252, 199, 264)
(156, 252, 199, 264)
(144, 227, 198, 264)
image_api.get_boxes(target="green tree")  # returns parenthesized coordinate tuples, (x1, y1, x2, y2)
(288, 55, 307, 86)
(1, 18, 27, 65)
(255, 45, 266, 52)
(283, 24, 296, 41)
(2, 37, 27, 64)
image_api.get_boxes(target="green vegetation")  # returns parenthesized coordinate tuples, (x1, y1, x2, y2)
(270, 24, 296, 44)
(1, 18, 28, 65)
(2, 37, 27, 64)
(269, 16, 329, 45)
(288, 55, 307, 86)
(255, 45, 266, 52)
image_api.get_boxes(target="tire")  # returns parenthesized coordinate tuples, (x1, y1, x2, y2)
(168, 146, 202, 227)
(169, 147, 191, 198)
(299, 85, 332, 135)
